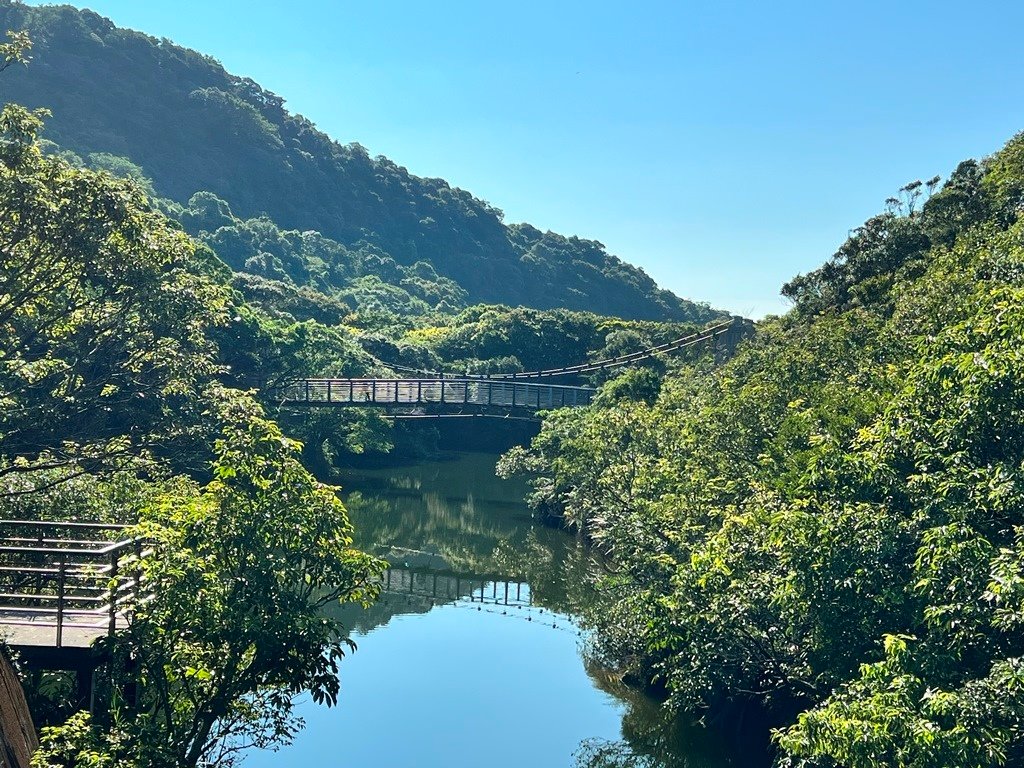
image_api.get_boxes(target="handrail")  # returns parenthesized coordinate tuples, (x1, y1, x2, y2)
(0, 523, 147, 648)
(290, 377, 594, 390)
(0, 520, 126, 531)
(3, 536, 127, 546)
(275, 378, 596, 411)
(0, 540, 136, 557)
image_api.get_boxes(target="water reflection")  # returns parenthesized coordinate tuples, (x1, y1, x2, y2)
(331, 453, 606, 634)
(251, 453, 739, 768)
(341, 453, 741, 767)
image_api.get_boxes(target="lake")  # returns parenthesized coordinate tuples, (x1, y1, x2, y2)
(245, 452, 739, 767)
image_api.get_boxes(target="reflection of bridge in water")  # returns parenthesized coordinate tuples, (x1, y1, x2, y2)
(380, 566, 534, 608)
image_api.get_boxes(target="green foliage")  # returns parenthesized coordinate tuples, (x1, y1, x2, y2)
(406, 305, 707, 376)
(32, 404, 384, 768)
(504, 131, 1024, 765)
(84, 152, 155, 197)
(776, 638, 1024, 768)
(434, 306, 606, 372)
(595, 368, 663, 407)
(231, 274, 351, 327)
(0, 100, 228, 478)
(0, 27, 29, 72)
(0, 87, 384, 765)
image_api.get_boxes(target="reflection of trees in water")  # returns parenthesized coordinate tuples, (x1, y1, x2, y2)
(491, 530, 606, 616)
(324, 588, 437, 636)
(340, 454, 606, 608)
(577, 662, 738, 768)
(574, 740, 659, 768)
(345, 487, 531, 577)
(328, 455, 607, 643)
(333, 454, 736, 768)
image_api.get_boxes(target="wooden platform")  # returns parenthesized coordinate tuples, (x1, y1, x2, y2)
(0, 520, 138, 668)
(1, 617, 109, 650)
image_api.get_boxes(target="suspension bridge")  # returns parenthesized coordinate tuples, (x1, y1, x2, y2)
(380, 565, 535, 609)
(276, 318, 748, 417)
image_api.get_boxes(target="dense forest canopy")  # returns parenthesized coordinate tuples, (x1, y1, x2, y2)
(0, 0, 720, 323)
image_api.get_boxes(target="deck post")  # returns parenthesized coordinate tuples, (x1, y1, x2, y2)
(349, 380, 354, 403)
(417, 380, 422, 403)
(440, 379, 446, 403)
(304, 380, 310, 403)
(56, 555, 66, 648)
(108, 549, 119, 636)
(371, 380, 377, 403)
(511, 385, 517, 408)
(132, 539, 143, 610)
(487, 382, 493, 405)
(326, 380, 332, 403)
(394, 379, 400, 403)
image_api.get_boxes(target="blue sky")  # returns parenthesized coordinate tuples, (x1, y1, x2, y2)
(24, 0, 1024, 317)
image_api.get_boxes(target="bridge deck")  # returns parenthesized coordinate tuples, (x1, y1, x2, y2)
(277, 378, 594, 411)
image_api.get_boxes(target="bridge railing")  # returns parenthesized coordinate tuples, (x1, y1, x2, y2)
(0, 520, 145, 648)
(276, 378, 595, 410)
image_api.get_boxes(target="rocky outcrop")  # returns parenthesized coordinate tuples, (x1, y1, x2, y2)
(0, 652, 36, 768)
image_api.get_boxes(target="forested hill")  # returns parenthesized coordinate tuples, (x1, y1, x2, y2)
(0, 1, 717, 322)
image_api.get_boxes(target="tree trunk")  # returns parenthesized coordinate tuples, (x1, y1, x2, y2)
(0, 652, 37, 768)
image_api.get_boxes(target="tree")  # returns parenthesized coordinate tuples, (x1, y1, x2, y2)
(0, 100, 228, 488)
(34, 399, 385, 768)
(0, 29, 30, 73)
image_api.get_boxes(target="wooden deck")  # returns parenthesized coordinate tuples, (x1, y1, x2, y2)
(1, 618, 109, 650)
(0, 521, 140, 658)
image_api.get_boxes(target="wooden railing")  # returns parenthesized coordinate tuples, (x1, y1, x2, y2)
(0, 520, 145, 648)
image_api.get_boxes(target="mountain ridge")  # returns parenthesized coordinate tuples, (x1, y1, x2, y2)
(0, 0, 722, 323)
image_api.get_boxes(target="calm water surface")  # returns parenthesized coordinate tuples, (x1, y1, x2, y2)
(246, 452, 737, 768)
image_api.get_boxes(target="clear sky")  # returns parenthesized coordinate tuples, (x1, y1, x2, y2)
(23, 0, 1024, 317)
